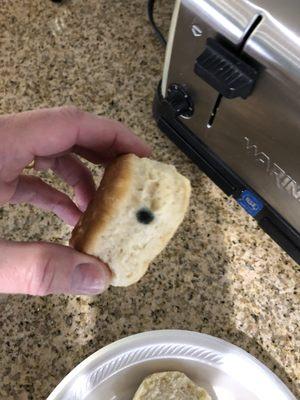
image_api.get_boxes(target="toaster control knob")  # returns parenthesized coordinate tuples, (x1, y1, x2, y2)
(166, 84, 194, 118)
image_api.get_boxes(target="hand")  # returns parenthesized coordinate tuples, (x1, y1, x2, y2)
(0, 106, 151, 295)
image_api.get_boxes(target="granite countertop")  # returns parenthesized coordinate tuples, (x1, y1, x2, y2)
(0, 1, 299, 399)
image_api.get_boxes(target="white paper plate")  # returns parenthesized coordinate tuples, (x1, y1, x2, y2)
(48, 330, 296, 400)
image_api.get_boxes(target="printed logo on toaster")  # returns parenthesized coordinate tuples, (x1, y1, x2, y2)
(244, 137, 300, 203)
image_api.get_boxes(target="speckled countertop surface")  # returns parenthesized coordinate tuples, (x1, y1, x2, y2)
(0, 1, 299, 399)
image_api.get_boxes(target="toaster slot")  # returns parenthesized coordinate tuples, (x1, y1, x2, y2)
(207, 94, 222, 128)
(236, 14, 263, 52)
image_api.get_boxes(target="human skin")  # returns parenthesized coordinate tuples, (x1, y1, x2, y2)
(0, 106, 151, 295)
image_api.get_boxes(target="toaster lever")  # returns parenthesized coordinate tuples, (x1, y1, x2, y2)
(194, 38, 259, 99)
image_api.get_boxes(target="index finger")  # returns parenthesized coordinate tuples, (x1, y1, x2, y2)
(3, 106, 151, 175)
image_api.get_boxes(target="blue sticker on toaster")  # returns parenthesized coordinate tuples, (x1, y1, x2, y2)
(237, 190, 264, 217)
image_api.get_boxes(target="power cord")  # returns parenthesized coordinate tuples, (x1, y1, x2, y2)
(147, 0, 167, 46)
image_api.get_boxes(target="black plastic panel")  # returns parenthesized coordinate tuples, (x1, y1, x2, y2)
(195, 38, 259, 99)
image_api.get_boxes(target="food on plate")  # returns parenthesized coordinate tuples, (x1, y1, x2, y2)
(132, 371, 211, 399)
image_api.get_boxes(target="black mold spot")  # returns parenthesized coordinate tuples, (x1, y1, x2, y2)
(136, 207, 154, 224)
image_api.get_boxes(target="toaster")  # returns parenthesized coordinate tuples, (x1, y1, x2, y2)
(153, 0, 300, 263)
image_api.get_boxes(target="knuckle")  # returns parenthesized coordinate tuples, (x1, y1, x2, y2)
(51, 194, 71, 213)
(28, 247, 55, 296)
(60, 105, 84, 120)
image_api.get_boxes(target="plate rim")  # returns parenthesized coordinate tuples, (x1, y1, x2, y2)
(47, 329, 296, 400)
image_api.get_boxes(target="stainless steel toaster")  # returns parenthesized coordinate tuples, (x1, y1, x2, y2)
(153, 0, 300, 263)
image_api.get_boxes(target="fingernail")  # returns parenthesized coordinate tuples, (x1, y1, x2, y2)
(71, 263, 111, 294)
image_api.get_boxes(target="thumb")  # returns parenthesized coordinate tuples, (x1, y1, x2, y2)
(0, 240, 111, 295)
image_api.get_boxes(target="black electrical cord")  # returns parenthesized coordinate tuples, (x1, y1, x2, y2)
(147, 0, 167, 46)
